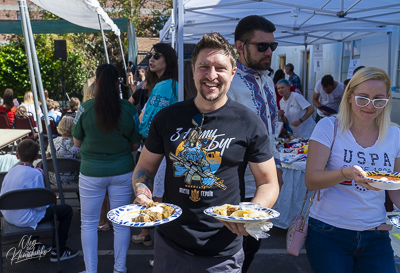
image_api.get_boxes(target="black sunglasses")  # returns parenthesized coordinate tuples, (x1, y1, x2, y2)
(244, 40, 278, 52)
(146, 52, 163, 60)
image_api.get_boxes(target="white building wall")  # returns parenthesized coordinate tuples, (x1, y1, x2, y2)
(272, 27, 400, 125)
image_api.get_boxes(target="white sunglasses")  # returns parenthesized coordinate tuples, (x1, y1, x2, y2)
(354, 96, 389, 109)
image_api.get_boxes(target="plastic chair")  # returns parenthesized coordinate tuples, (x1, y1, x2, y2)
(38, 158, 81, 201)
(0, 111, 11, 129)
(0, 188, 61, 272)
(13, 115, 38, 141)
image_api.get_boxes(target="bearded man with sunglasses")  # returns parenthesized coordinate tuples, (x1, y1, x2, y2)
(227, 15, 283, 273)
(132, 32, 279, 273)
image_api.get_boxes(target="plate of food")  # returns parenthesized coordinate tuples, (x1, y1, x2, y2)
(364, 171, 400, 190)
(390, 215, 400, 228)
(107, 202, 182, 227)
(204, 203, 280, 224)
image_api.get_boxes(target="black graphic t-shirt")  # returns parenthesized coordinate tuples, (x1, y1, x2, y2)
(145, 98, 272, 256)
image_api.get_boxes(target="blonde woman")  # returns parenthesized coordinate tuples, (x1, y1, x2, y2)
(305, 67, 400, 273)
(21, 91, 42, 123)
(46, 116, 81, 186)
(82, 77, 96, 102)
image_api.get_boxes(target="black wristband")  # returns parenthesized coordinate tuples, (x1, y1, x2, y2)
(299, 118, 303, 123)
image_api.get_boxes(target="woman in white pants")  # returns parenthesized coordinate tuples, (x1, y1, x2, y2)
(73, 63, 141, 273)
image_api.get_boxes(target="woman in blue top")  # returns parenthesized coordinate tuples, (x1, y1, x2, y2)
(139, 43, 179, 139)
(73, 63, 141, 273)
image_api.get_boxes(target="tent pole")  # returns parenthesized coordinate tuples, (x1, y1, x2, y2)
(387, 31, 392, 80)
(171, 1, 176, 49)
(98, 14, 110, 64)
(18, 1, 42, 135)
(18, 0, 46, 168)
(118, 35, 128, 76)
(303, 36, 308, 100)
(18, 0, 65, 204)
(177, 0, 184, 102)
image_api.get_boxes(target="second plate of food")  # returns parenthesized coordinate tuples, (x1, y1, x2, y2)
(107, 202, 182, 227)
(364, 171, 400, 190)
(204, 203, 280, 223)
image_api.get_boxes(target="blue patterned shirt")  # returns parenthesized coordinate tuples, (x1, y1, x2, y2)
(289, 73, 302, 92)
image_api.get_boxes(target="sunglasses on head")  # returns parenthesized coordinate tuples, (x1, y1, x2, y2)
(146, 52, 163, 60)
(244, 40, 278, 52)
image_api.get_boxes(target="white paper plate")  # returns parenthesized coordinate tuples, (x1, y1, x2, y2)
(107, 203, 182, 227)
(364, 171, 400, 190)
(203, 206, 279, 224)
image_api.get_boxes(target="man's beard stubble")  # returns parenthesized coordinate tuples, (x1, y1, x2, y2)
(245, 50, 271, 71)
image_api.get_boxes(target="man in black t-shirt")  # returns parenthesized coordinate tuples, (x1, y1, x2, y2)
(132, 32, 279, 273)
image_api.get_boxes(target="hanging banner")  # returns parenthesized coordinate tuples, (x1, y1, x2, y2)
(313, 44, 323, 73)
(347, 59, 360, 79)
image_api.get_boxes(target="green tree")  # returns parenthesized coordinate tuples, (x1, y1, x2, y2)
(0, 39, 90, 100)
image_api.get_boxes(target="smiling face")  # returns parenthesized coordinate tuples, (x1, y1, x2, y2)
(148, 49, 166, 78)
(349, 80, 387, 122)
(236, 30, 275, 71)
(193, 48, 236, 106)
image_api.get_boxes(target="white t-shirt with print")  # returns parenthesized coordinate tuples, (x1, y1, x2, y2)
(314, 80, 345, 117)
(309, 117, 400, 231)
(280, 92, 316, 139)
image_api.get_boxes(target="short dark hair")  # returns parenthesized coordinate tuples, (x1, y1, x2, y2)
(234, 15, 276, 42)
(69, 97, 80, 112)
(353, 65, 366, 76)
(321, 75, 334, 87)
(17, 139, 39, 163)
(285, 63, 294, 72)
(192, 32, 236, 69)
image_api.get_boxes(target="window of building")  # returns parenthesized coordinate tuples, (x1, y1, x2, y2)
(341, 40, 361, 81)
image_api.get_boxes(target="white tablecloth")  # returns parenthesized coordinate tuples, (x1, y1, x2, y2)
(271, 166, 312, 229)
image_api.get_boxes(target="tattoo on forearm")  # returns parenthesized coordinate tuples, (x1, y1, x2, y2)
(133, 170, 154, 199)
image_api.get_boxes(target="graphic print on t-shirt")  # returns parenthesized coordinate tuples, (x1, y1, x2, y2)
(169, 128, 231, 202)
(340, 148, 392, 192)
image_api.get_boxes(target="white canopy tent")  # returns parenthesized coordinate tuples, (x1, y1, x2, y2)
(18, 0, 125, 204)
(160, 0, 400, 100)
(31, 0, 125, 69)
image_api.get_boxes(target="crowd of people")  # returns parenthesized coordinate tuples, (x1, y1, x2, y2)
(0, 13, 399, 273)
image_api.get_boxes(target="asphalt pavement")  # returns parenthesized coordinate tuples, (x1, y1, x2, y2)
(1, 194, 312, 273)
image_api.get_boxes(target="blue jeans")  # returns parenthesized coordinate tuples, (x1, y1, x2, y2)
(306, 217, 396, 273)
